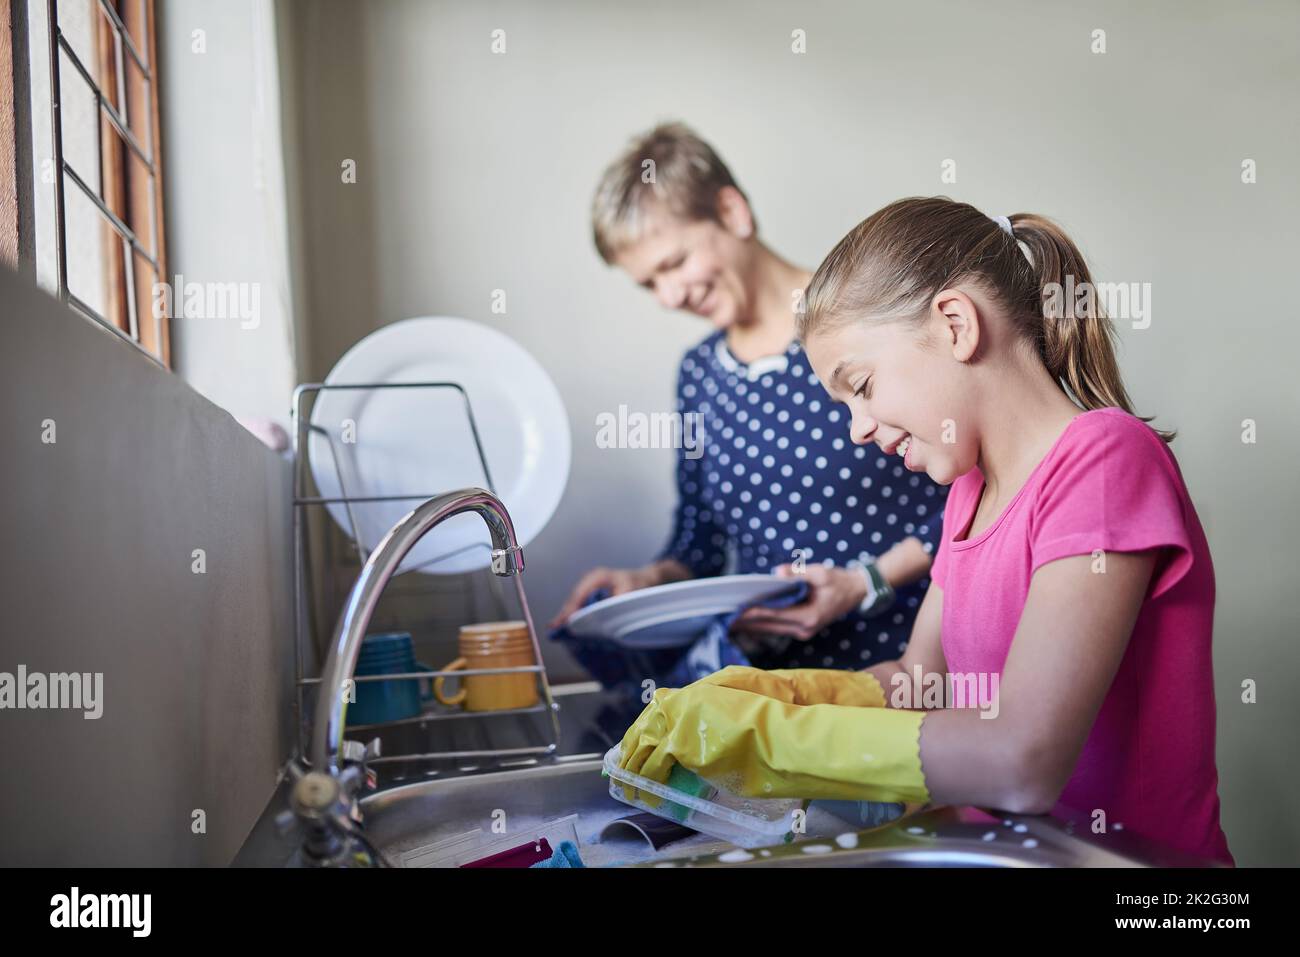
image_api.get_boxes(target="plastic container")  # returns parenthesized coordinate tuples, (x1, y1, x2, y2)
(603, 747, 801, 848)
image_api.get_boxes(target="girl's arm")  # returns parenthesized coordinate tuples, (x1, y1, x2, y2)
(919, 549, 1158, 814)
(866, 581, 947, 705)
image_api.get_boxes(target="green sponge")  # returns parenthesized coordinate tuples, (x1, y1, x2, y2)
(664, 764, 717, 822)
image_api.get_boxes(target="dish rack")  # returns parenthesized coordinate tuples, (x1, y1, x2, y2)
(290, 380, 562, 778)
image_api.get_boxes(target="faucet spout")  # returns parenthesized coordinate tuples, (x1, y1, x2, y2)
(310, 487, 524, 773)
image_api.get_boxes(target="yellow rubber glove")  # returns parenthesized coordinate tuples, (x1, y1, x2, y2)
(617, 683, 929, 805)
(693, 665, 887, 708)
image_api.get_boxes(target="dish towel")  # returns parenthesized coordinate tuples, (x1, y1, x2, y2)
(529, 839, 586, 868)
(549, 580, 810, 715)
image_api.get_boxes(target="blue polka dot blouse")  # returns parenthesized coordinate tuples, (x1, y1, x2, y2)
(659, 330, 949, 670)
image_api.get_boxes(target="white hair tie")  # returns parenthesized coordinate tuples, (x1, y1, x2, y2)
(991, 215, 1014, 237)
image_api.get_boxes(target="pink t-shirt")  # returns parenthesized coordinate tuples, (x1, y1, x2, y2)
(929, 407, 1233, 865)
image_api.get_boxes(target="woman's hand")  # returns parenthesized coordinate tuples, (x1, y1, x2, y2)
(548, 559, 690, 628)
(731, 563, 867, 640)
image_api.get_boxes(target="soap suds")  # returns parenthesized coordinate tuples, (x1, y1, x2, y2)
(718, 849, 754, 863)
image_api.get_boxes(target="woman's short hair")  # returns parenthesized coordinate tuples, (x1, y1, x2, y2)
(591, 121, 753, 263)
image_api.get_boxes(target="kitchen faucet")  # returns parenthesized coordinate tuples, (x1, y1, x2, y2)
(281, 487, 529, 866)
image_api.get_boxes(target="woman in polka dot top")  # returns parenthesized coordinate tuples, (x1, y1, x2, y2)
(552, 123, 948, 672)
(664, 332, 947, 669)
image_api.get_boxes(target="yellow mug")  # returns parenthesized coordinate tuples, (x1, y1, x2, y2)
(433, 621, 539, 712)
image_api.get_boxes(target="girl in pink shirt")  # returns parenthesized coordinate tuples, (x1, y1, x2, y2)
(795, 197, 1232, 864)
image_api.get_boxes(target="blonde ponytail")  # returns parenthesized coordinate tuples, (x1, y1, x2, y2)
(1009, 214, 1173, 441)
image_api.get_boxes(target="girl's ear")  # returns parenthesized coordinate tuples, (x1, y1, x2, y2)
(932, 288, 980, 363)
(715, 186, 755, 240)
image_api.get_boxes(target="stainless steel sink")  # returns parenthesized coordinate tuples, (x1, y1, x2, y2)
(360, 754, 736, 867)
(355, 754, 1203, 868)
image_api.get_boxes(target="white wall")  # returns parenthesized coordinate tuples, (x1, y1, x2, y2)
(157, 0, 300, 429)
(279, 0, 1300, 865)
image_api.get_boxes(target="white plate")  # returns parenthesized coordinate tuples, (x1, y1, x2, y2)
(308, 317, 570, 575)
(565, 574, 803, 649)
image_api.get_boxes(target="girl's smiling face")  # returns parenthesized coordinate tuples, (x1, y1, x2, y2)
(803, 303, 983, 487)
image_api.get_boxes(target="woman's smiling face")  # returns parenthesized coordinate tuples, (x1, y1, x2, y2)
(803, 311, 980, 487)
(611, 191, 757, 331)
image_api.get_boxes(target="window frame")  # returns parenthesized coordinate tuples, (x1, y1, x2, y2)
(43, 0, 169, 366)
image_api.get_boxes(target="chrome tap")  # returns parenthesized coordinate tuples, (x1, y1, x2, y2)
(312, 487, 525, 774)
(286, 487, 526, 866)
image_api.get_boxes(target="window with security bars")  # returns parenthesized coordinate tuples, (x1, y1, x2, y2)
(47, 0, 168, 365)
